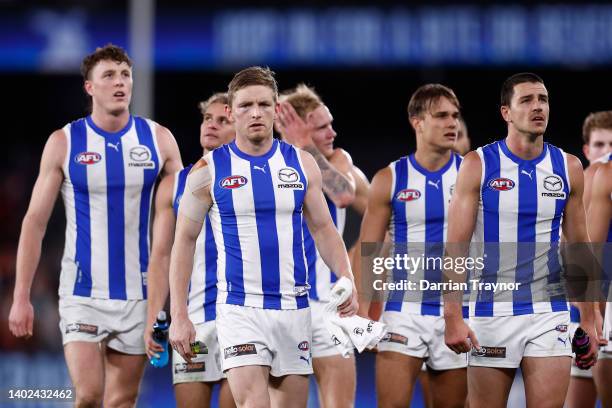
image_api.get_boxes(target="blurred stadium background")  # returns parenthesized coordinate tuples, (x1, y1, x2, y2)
(1, 0, 611, 406)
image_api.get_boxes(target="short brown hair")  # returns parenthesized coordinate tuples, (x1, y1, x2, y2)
(280, 84, 323, 120)
(582, 111, 612, 144)
(80, 43, 132, 80)
(227, 66, 278, 107)
(407, 84, 460, 120)
(500, 72, 544, 107)
(198, 92, 229, 115)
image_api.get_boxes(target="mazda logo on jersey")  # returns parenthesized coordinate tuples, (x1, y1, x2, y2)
(396, 189, 421, 202)
(278, 167, 300, 182)
(488, 178, 515, 191)
(75, 152, 101, 165)
(543, 175, 563, 191)
(128, 145, 155, 168)
(542, 175, 566, 199)
(277, 167, 304, 189)
(129, 146, 150, 162)
(220, 175, 248, 189)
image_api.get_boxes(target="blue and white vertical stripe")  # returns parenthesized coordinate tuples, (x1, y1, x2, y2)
(60, 116, 161, 299)
(385, 152, 462, 316)
(206, 139, 310, 310)
(173, 164, 218, 324)
(472, 139, 569, 317)
(305, 195, 346, 302)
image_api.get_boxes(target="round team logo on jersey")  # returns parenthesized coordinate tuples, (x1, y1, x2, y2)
(488, 178, 515, 191)
(220, 175, 248, 189)
(75, 152, 102, 165)
(396, 188, 421, 202)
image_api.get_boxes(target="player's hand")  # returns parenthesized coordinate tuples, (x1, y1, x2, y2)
(338, 283, 359, 317)
(444, 316, 479, 354)
(8, 298, 34, 339)
(277, 102, 313, 149)
(144, 326, 165, 360)
(169, 314, 196, 363)
(576, 325, 599, 369)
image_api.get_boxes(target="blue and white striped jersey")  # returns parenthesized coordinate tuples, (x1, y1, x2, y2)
(304, 195, 346, 302)
(173, 164, 218, 324)
(205, 139, 310, 310)
(59, 116, 161, 299)
(385, 152, 463, 316)
(472, 139, 570, 317)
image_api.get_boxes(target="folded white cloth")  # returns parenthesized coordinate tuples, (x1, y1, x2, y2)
(324, 277, 387, 358)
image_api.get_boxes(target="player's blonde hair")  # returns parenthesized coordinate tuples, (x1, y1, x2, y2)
(198, 93, 229, 115)
(280, 84, 323, 121)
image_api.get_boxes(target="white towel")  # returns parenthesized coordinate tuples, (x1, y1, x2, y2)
(324, 277, 387, 358)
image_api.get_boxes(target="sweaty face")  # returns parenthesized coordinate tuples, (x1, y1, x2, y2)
(307, 105, 337, 158)
(584, 128, 612, 163)
(85, 59, 132, 116)
(229, 85, 277, 144)
(200, 102, 235, 151)
(504, 82, 549, 137)
(416, 97, 460, 150)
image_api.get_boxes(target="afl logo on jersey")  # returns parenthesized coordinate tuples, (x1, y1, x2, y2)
(488, 178, 515, 191)
(396, 189, 421, 202)
(220, 175, 248, 189)
(75, 152, 101, 165)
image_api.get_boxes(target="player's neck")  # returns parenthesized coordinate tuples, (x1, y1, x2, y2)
(414, 147, 452, 172)
(505, 132, 544, 161)
(90, 108, 131, 133)
(235, 134, 274, 156)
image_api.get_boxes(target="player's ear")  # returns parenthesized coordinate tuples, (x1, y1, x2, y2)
(225, 104, 233, 121)
(84, 80, 94, 97)
(409, 115, 421, 133)
(500, 105, 511, 123)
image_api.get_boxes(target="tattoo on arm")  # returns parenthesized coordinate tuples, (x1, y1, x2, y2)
(303, 145, 353, 196)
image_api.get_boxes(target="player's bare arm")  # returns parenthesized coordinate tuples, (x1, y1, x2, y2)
(155, 124, 183, 177)
(352, 166, 392, 317)
(278, 102, 356, 207)
(168, 159, 211, 362)
(300, 150, 358, 317)
(347, 159, 371, 216)
(587, 162, 611, 346)
(443, 151, 481, 354)
(144, 174, 176, 359)
(563, 154, 599, 367)
(9, 130, 66, 339)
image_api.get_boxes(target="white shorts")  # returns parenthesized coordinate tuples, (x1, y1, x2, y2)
(377, 311, 468, 371)
(310, 300, 353, 358)
(172, 321, 224, 384)
(569, 322, 593, 378)
(58, 296, 145, 355)
(216, 304, 313, 377)
(469, 311, 571, 368)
